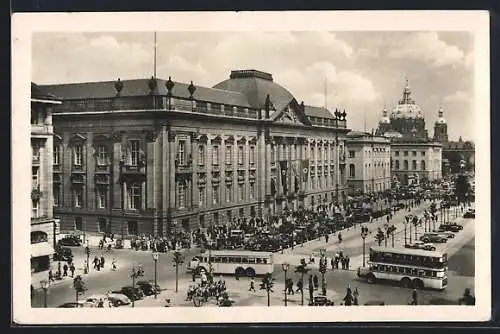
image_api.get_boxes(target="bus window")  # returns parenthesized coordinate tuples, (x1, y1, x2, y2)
(425, 270, 432, 277)
(209, 257, 215, 263)
(230, 257, 241, 263)
(256, 258, 262, 264)
(391, 266, 396, 272)
(242, 257, 248, 264)
(213, 257, 221, 263)
(262, 258, 268, 264)
(405, 268, 411, 274)
(248, 258, 256, 264)
(221, 257, 228, 263)
(203, 257, 208, 263)
(398, 267, 405, 273)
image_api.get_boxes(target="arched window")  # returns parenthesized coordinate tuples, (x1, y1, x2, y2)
(349, 164, 355, 178)
(421, 160, 426, 171)
(31, 231, 48, 244)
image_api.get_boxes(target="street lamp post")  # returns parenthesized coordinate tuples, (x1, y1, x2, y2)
(40, 279, 48, 308)
(361, 226, 368, 267)
(130, 265, 144, 308)
(85, 244, 90, 274)
(152, 252, 159, 299)
(282, 262, 289, 306)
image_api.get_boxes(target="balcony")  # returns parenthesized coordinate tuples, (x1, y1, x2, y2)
(176, 163, 193, 174)
(31, 124, 53, 136)
(120, 163, 146, 176)
(95, 164, 111, 174)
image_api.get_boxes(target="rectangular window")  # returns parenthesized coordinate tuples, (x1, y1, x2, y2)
(249, 182, 255, 199)
(271, 145, 275, 164)
(96, 186, 108, 209)
(324, 146, 327, 161)
(225, 184, 233, 203)
(127, 183, 142, 210)
(212, 145, 219, 165)
(213, 185, 219, 205)
(73, 144, 83, 166)
(412, 160, 417, 170)
(178, 140, 185, 165)
(32, 167, 39, 189)
(238, 146, 244, 165)
(227, 210, 232, 222)
(404, 151, 408, 156)
(225, 145, 232, 165)
(404, 160, 409, 170)
(74, 187, 83, 208)
(312, 147, 316, 161)
(395, 151, 399, 157)
(74, 217, 83, 231)
(238, 184, 245, 201)
(220, 104, 225, 113)
(53, 144, 60, 165)
(349, 150, 355, 158)
(198, 145, 205, 165)
(249, 146, 255, 164)
(412, 151, 417, 156)
(421, 151, 426, 156)
(53, 184, 60, 207)
(127, 220, 138, 235)
(206, 103, 211, 111)
(32, 143, 40, 163)
(32, 199, 39, 218)
(97, 145, 108, 166)
(129, 140, 140, 166)
(421, 160, 426, 170)
(199, 187, 205, 207)
(395, 160, 400, 170)
(177, 182, 186, 209)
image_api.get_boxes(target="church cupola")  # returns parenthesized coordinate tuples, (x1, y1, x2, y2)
(433, 105, 448, 143)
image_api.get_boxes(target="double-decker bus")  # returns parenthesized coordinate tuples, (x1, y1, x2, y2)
(357, 246, 448, 290)
(187, 250, 274, 277)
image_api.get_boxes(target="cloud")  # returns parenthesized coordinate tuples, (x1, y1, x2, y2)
(443, 90, 470, 103)
(308, 32, 354, 58)
(387, 32, 466, 68)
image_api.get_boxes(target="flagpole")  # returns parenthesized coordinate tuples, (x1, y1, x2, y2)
(154, 31, 157, 78)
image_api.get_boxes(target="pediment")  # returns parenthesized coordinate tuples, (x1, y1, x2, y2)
(271, 100, 311, 126)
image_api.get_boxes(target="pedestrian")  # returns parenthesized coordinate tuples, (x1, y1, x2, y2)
(322, 279, 327, 296)
(343, 287, 353, 306)
(346, 255, 350, 270)
(97, 298, 104, 308)
(353, 287, 359, 305)
(325, 234, 329, 244)
(100, 255, 105, 269)
(110, 233, 114, 241)
(69, 263, 75, 277)
(409, 289, 418, 305)
(111, 258, 117, 271)
(330, 257, 335, 270)
(249, 277, 256, 292)
(93, 256, 99, 270)
(192, 271, 196, 282)
(313, 274, 319, 290)
(296, 279, 303, 293)
(57, 261, 62, 277)
(63, 263, 68, 277)
(48, 269, 54, 282)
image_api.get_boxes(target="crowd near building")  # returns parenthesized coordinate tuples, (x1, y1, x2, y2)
(32, 70, 474, 242)
(30, 83, 61, 272)
(375, 81, 443, 185)
(39, 69, 350, 238)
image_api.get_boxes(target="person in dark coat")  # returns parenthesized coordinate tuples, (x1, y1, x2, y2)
(100, 255, 105, 269)
(410, 289, 418, 305)
(343, 285, 353, 306)
(63, 263, 68, 277)
(93, 256, 99, 270)
(330, 257, 335, 270)
(308, 275, 314, 302)
(69, 263, 75, 277)
(313, 274, 319, 290)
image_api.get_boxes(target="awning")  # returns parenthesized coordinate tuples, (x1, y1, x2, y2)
(31, 242, 55, 258)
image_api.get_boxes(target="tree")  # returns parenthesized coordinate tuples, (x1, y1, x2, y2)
(294, 259, 310, 306)
(259, 273, 275, 306)
(454, 174, 471, 205)
(375, 229, 385, 246)
(73, 275, 87, 303)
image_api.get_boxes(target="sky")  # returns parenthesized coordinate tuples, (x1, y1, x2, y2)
(32, 31, 474, 141)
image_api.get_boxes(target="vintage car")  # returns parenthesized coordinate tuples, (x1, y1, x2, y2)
(419, 233, 447, 244)
(463, 209, 475, 219)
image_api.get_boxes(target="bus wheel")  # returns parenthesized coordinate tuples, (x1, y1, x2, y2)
(366, 273, 375, 284)
(245, 268, 256, 277)
(235, 267, 245, 277)
(413, 279, 424, 289)
(401, 277, 412, 288)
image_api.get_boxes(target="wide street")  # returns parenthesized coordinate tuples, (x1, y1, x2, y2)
(32, 200, 475, 307)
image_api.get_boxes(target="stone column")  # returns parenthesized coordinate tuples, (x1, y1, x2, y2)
(111, 132, 123, 210)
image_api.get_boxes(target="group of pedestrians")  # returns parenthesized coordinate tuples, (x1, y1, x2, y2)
(47, 260, 76, 283)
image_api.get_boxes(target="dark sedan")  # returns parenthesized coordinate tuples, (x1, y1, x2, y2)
(112, 287, 144, 301)
(136, 281, 161, 296)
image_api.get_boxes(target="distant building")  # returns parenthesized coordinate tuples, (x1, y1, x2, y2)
(42, 69, 350, 237)
(31, 83, 61, 273)
(432, 106, 475, 175)
(376, 80, 442, 185)
(345, 131, 391, 194)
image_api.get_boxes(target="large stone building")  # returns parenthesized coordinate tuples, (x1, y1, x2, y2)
(432, 107, 475, 176)
(42, 69, 350, 237)
(345, 131, 391, 194)
(31, 83, 61, 273)
(376, 81, 442, 185)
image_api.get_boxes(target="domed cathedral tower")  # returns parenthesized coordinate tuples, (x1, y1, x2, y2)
(389, 79, 428, 139)
(433, 106, 448, 143)
(375, 105, 391, 136)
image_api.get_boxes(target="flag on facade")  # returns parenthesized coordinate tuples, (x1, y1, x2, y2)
(301, 159, 309, 181)
(279, 160, 288, 194)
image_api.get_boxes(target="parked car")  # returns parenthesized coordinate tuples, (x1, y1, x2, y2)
(420, 233, 447, 243)
(58, 235, 83, 247)
(136, 281, 161, 296)
(463, 209, 475, 219)
(112, 287, 144, 301)
(84, 294, 112, 307)
(436, 231, 455, 239)
(404, 241, 436, 251)
(106, 293, 131, 307)
(53, 245, 74, 262)
(438, 224, 462, 233)
(310, 295, 335, 306)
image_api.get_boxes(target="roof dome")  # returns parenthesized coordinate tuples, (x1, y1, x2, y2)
(435, 106, 446, 124)
(212, 69, 296, 112)
(379, 106, 390, 124)
(391, 81, 424, 120)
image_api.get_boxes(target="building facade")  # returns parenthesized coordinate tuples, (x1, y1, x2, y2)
(43, 70, 350, 237)
(346, 131, 391, 194)
(31, 83, 61, 273)
(376, 80, 442, 185)
(432, 107, 475, 176)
